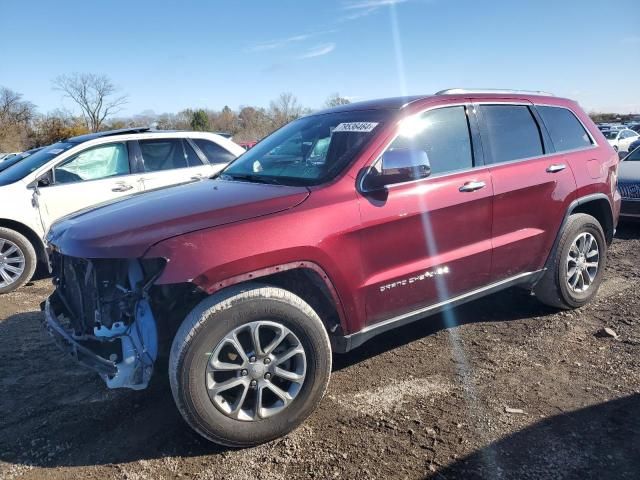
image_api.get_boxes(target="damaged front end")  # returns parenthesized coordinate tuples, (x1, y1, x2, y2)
(44, 253, 165, 390)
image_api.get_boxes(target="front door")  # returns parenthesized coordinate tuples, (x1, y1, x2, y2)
(36, 141, 143, 233)
(135, 138, 215, 191)
(358, 105, 494, 325)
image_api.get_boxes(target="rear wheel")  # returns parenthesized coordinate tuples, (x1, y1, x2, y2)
(0, 227, 37, 294)
(534, 213, 606, 309)
(169, 284, 331, 447)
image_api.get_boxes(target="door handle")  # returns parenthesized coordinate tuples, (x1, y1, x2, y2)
(112, 183, 134, 192)
(459, 180, 486, 192)
(546, 164, 567, 173)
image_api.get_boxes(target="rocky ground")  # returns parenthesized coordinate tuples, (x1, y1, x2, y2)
(0, 225, 638, 480)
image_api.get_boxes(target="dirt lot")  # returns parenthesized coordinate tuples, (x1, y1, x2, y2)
(1, 225, 639, 480)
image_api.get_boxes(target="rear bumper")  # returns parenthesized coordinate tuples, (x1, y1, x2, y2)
(43, 298, 118, 377)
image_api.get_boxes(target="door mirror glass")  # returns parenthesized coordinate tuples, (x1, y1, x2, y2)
(362, 148, 431, 192)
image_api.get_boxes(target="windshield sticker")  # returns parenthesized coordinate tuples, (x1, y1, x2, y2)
(48, 149, 65, 155)
(333, 122, 379, 133)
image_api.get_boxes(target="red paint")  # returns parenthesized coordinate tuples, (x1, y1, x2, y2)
(49, 93, 620, 337)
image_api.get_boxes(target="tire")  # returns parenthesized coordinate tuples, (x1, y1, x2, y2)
(534, 213, 607, 309)
(169, 284, 332, 447)
(0, 227, 37, 295)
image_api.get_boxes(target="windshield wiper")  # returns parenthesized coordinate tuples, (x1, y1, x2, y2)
(220, 173, 282, 185)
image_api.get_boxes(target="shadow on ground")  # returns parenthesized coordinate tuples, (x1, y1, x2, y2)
(433, 394, 640, 479)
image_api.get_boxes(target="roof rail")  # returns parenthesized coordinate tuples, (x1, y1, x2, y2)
(435, 88, 554, 97)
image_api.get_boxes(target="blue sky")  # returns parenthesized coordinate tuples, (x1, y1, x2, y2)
(2, 0, 639, 115)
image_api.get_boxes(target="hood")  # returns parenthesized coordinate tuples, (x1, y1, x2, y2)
(48, 179, 310, 258)
(619, 160, 640, 183)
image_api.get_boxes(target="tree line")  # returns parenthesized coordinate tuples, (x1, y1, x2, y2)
(0, 73, 351, 152)
(2, 72, 634, 153)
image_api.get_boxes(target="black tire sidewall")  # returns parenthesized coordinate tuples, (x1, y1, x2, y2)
(0, 228, 37, 295)
(174, 289, 331, 446)
(556, 215, 606, 308)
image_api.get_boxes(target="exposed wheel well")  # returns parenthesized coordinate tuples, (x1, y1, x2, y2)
(571, 198, 614, 244)
(0, 219, 47, 263)
(254, 268, 343, 335)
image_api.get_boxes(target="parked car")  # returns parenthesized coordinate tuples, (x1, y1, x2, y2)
(44, 90, 620, 447)
(0, 147, 43, 167)
(602, 128, 640, 152)
(0, 127, 244, 293)
(238, 140, 258, 150)
(627, 138, 640, 154)
(0, 152, 20, 162)
(618, 146, 640, 221)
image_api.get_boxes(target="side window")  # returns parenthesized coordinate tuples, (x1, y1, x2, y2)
(139, 139, 202, 172)
(192, 139, 237, 165)
(388, 106, 473, 175)
(479, 105, 544, 163)
(537, 106, 593, 152)
(54, 143, 129, 184)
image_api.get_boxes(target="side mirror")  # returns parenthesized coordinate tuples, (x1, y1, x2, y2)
(618, 150, 627, 161)
(361, 148, 431, 192)
(37, 173, 52, 188)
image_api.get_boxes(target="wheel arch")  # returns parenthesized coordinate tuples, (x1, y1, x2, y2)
(542, 193, 614, 275)
(195, 262, 347, 338)
(0, 219, 47, 264)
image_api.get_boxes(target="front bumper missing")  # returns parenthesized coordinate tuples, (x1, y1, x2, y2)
(44, 298, 118, 377)
(43, 283, 158, 391)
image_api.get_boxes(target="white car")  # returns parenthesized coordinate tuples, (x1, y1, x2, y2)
(0, 128, 244, 293)
(603, 128, 640, 152)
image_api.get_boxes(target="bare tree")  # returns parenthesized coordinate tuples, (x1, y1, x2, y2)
(0, 87, 35, 125)
(269, 92, 304, 129)
(325, 93, 351, 108)
(0, 87, 36, 151)
(52, 73, 128, 132)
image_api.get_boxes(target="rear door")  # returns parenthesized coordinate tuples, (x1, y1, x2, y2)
(475, 102, 577, 280)
(36, 141, 143, 232)
(358, 104, 494, 325)
(135, 137, 214, 191)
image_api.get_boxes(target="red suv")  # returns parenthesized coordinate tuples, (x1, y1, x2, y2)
(44, 89, 621, 446)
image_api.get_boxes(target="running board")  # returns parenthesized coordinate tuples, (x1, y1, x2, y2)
(332, 270, 544, 353)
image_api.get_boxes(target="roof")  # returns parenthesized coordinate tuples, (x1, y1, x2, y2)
(66, 127, 152, 143)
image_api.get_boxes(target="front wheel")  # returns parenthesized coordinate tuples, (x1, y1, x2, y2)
(0, 227, 37, 295)
(169, 284, 332, 447)
(534, 213, 606, 309)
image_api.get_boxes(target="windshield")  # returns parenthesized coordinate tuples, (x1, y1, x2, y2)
(221, 110, 391, 186)
(603, 131, 619, 139)
(625, 146, 640, 161)
(0, 142, 77, 186)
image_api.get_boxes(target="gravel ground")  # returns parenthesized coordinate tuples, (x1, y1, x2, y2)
(0, 224, 639, 480)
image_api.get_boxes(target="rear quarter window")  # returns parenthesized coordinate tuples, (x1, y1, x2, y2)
(537, 106, 593, 152)
(193, 139, 237, 165)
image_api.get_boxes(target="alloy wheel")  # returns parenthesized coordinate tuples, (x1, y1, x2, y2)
(0, 238, 26, 289)
(566, 232, 599, 293)
(205, 320, 307, 421)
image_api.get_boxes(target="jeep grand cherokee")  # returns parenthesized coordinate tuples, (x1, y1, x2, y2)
(43, 89, 621, 446)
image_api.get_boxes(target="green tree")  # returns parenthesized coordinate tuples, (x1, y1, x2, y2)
(190, 109, 210, 131)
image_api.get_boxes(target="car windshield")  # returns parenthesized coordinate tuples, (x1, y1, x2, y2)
(625, 147, 640, 161)
(221, 110, 391, 186)
(0, 142, 77, 186)
(603, 131, 619, 139)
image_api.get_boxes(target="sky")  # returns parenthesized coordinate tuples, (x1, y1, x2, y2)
(1, 0, 639, 116)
